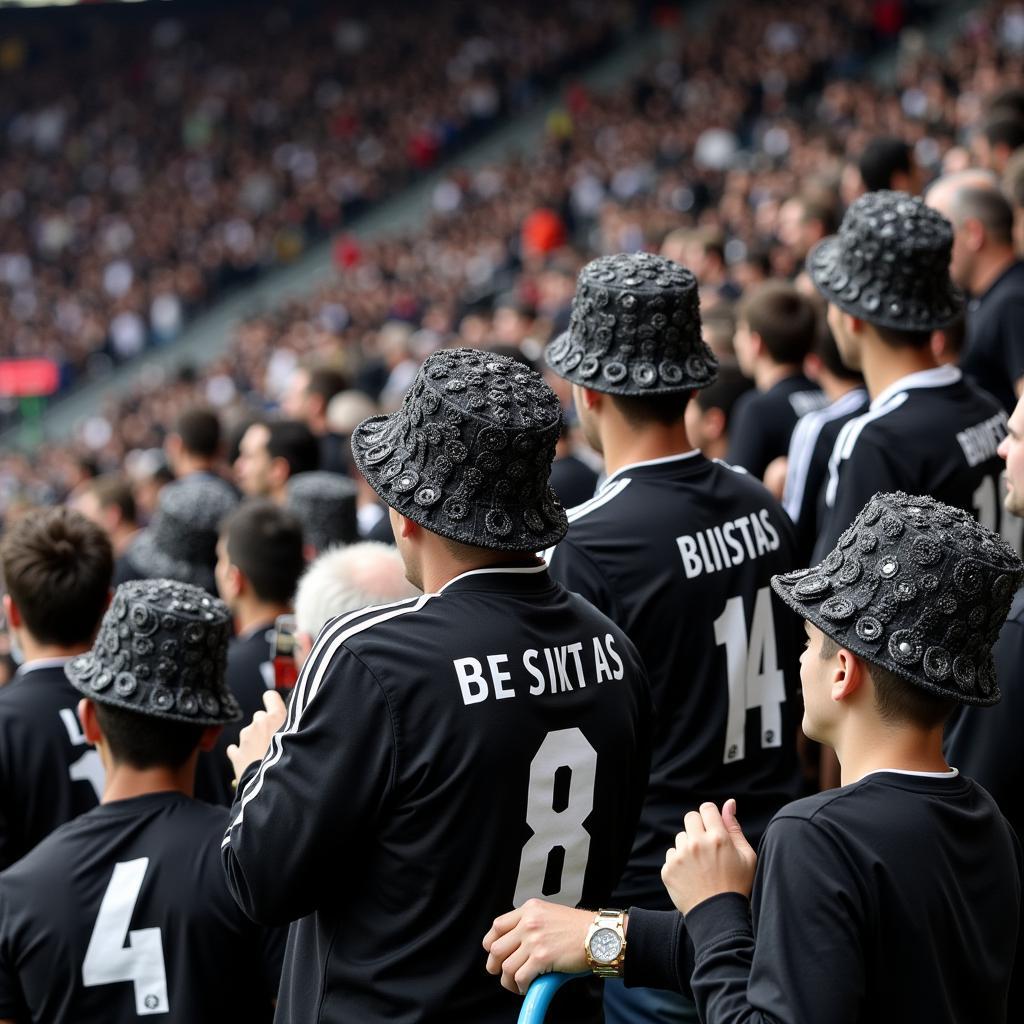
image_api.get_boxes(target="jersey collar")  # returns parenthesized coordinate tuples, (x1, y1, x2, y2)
(870, 365, 961, 411)
(600, 449, 703, 491)
(436, 563, 551, 594)
(13, 656, 74, 678)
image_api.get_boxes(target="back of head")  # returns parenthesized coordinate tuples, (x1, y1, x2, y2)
(94, 702, 205, 771)
(294, 542, 417, 639)
(267, 420, 320, 477)
(306, 366, 348, 409)
(858, 137, 912, 192)
(223, 500, 306, 605)
(983, 114, 1024, 156)
(956, 185, 1015, 248)
(88, 474, 137, 524)
(1, 506, 112, 646)
(693, 365, 753, 423)
(174, 407, 221, 460)
(741, 280, 817, 365)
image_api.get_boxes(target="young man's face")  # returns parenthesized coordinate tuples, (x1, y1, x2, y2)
(798, 619, 840, 743)
(999, 394, 1024, 518)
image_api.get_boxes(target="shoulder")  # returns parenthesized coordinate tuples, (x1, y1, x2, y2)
(563, 475, 635, 529)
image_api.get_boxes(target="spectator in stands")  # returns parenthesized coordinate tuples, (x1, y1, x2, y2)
(164, 407, 224, 483)
(234, 420, 320, 503)
(974, 115, 1024, 176)
(282, 366, 349, 474)
(285, 472, 359, 558)
(927, 174, 1024, 411)
(728, 281, 825, 480)
(683, 366, 752, 464)
(292, 542, 417, 670)
(0, 580, 283, 1023)
(197, 500, 305, 805)
(776, 195, 839, 272)
(73, 474, 140, 559)
(1002, 146, 1024, 252)
(857, 136, 925, 194)
(0, 507, 112, 868)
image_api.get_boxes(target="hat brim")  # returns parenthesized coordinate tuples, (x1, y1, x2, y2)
(350, 413, 568, 552)
(125, 531, 216, 593)
(543, 332, 718, 396)
(769, 570, 1000, 707)
(65, 652, 243, 726)
(806, 236, 964, 332)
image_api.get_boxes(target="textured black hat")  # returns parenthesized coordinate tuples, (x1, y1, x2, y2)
(544, 252, 718, 395)
(286, 471, 359, 552)
(351, 348, 567, 551)
(771, 492, 1024, 706)
(66, 579, 240, 725)
(807, 190, 963, 331)
(126, 475, 239, 593)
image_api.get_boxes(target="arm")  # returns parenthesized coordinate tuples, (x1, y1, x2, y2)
(221, 645, 395, 925)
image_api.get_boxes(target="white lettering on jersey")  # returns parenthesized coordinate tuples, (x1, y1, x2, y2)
(676, 508, 782, 579)
(59, 707, 104, 800)
(956, 411, 1008, 468)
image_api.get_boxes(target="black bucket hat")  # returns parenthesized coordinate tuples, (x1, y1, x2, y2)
(286, 471, 359, 553)
(351, 348, 567, 551)
(66, 579, 240, 725)
(544, 252, 718, 395)
(806, 190, 963, 331)
(771, 492, 1024, 707)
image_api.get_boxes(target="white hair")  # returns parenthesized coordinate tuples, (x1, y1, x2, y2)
(294, 541, 418, 638)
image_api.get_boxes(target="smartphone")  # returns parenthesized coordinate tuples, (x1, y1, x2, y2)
(271, 614, 299, 691)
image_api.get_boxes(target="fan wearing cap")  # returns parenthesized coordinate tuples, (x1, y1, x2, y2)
(485, 493, 1023, 1024)
(541, 252, 803, 1024)
(807, 190, 1010, 561)
(0, 580, 284, 1024)
(222, 348, 652, 1024)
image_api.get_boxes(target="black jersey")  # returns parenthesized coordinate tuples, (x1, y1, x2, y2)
(815, 367, 1012, 561)
(549, 453, 598, 509)
(624, 771, 1021, 1024)
(727, 374, 827, 480)
(782, 388, 869, 565)
(222, 566, 652, 1024)
(195, 626, 274, 806)
(962, 259, 1024, 413)
(546, 452, 803, 909)
(0, 661, 102, 869)
(0, 792, 283, 1023)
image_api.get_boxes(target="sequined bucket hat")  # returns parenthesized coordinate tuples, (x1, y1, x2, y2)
(286, 471, 359, 553)
(351, 348, 567, 551)
(544, 252, 718, 395)
(66, 579, 240, 725)
(806, 190, 963, 331)
(771, 492, 1024, 706)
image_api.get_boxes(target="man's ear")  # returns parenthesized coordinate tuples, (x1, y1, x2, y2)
(749, 331, 767, 358)
(702, 406, 727, 442)
(79, 698, 102, 746)
(579, 386, 602, 412)
(3, 594, 20, 630)
(394, 511, 418, 540)
(198, 725, 223, 753)
(831, 648, 866, 704)
(268, 456, 291, 492)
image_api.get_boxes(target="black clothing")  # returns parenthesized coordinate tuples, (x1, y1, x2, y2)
(549, 453, 598, 509)
(782, 388, 868, 565)
(727, 374, 826, 481)
(816, 366, 1009, 561)
(0, 662, 100, 869)
(624, 771, 1021, 1024)
(962, 258, 1024, 413)
(222, 566, 652, 1024)
(547, 453, 803, 909)
(0, 792, 283, 1023)
(195, 626, 274, 806)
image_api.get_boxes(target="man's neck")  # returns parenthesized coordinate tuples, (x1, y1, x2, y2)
(176, 456, 216, 478)
(234, 601, 289, 637)
(819, 372, 863, 404)
(860, 336, 938, 401)
(599, 422, 695, 480)
(100, 755, 197, 804)
(971, 247, 1017, 297)
(834, 724, 950, 786)
(419, 551, 542, 596)
(17, 635, 91, 665)
(754, 361, 801, 393)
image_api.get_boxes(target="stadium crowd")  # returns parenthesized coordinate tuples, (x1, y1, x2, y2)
(1, 0, 1024, 1022)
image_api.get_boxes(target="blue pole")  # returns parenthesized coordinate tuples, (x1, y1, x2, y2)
(516, 972, 589, 1024)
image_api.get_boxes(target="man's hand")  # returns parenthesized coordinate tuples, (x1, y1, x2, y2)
(661, 799, 757, 916)
(227, 690, 288, 783)
(483, 899, 594, 995)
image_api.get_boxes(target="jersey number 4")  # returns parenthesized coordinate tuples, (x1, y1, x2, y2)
(713, 587, 786, 765)
(82, 858, 169, 1015)
(513, 728, 597, 909)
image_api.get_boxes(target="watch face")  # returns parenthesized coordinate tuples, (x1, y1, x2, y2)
(589, 926, 623, 964)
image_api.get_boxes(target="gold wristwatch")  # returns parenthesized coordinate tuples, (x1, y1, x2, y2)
(584, 909, 626, 978)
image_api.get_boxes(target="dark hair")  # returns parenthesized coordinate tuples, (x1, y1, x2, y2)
(955, 186, 1014, 247)
(987, 87, 1024, 121)
(798, 197, 840, 236)
(88, 474, 137, 524)
(266, 420, 320, 477)
(937, 313, 967, 359)
(306, 367, 348, 406)
(983, 115, 1024, 155)
(610, 391, 690, 428)
(94, 702, 206, 769)
(858, 137, 912, 192)
(693, 366, 752, 426)
(741, 281, 818, 364)
(0, 507, 112, 646)
(873, 323, 933, 350)
(818, 633, 954, 728)
(174, 407, 221, 459)
(222, 500, 305, 605)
